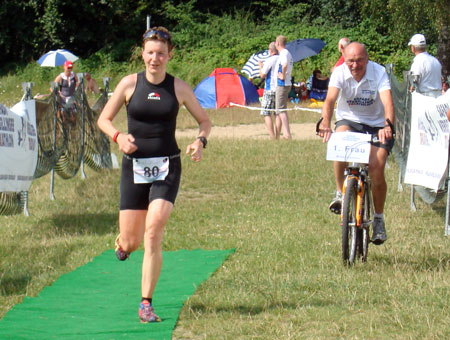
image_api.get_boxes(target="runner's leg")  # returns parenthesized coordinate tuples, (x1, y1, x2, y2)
(141, 199, 173, 299)
(118, 210, 146, 253)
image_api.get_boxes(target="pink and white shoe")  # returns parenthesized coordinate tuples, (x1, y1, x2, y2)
(139, 301, 161, 323)
(114, 235, 129, 261)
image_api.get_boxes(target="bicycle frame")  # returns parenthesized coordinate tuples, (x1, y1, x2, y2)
(342, 164, 369, 228)
(341, 163, 372, 264)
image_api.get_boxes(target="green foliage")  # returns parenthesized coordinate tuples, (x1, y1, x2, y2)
(40, 0, 64, 47)
(1, 0, 448, 80)
(359, 0, 438, 46)
(306, 0, 362, 27)
(1, 0, 447, 95)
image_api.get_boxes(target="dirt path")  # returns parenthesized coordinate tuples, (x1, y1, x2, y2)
(176, 123, 317, 140)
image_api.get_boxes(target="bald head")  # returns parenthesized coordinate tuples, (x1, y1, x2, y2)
(344, 42, 368, 59)
(338, 38, 350, 53)
(343, 42, 369, 81)
(269, 42, 278, 54)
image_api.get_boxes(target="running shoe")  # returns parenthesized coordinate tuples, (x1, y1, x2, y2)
(139, 301, 161, 323)
(371, 217, 387, 245)
(329, 191, 343, 214)
(115, 235, 129, 261)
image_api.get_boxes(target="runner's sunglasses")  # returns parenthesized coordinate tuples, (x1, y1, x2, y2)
(143, 30, 170, 41)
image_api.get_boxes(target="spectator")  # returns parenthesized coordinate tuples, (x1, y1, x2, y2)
(288, 77, 299, 104)
(442, 79, 449, 95)
(275, 35, 293, 139)
(307, 70, 323, 93)
(331, 37, 350, 73)
(309, 69, 329, 101)
(85, 72, 100, 94)
(53, 61, 79, 104)
(408, 33, 442, 97)
(299, 82, 308, 101)
(259, 42, 279, 139)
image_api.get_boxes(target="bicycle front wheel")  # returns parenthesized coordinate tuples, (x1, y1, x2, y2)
(359, 183, 372, 262)
(342, 177, 358, 265)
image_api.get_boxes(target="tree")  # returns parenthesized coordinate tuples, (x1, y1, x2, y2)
(435, 1, 450, 78)
(0, 1, 40, 65)
(360, 0, 449, 77)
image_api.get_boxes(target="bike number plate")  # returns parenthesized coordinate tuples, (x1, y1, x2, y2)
(326, 132, 371, 163)
(133, 156, 169, 184)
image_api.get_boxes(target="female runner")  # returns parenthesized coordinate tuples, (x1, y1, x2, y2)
(97, 26, 211, 323)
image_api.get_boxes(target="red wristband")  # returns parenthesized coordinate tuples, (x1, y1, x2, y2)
(112, 131, 120, 143)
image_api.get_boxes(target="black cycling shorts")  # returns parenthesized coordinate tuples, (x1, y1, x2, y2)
(335, 119, 395, 154)
(119, 155, 181, 210)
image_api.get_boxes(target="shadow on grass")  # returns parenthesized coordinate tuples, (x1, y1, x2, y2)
(0, 242, 76, 296)
(1, 213, 116, 297)
(0, 273, 32, 296)
(430, 202, 446, 217)
(187, 300, 303, 316)
(374, 253, 449, 271)
(49, 212, 117, 235)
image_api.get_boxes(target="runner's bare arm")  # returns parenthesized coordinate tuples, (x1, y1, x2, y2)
(175, 78, 211, 162)
(97, 74, 138, 154)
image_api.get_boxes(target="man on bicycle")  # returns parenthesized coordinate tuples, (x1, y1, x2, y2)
(317, 42, 395, 245)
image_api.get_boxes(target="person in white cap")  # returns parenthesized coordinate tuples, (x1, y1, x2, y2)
(408, 33, 442, 97)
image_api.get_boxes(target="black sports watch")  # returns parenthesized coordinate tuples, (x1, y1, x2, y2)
(197, 136, 207, 148)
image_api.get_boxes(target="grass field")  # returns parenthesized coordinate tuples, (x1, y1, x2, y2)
(1, 106, 449, 339)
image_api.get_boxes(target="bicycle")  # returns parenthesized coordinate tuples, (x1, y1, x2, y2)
(316, 118, 395, 265)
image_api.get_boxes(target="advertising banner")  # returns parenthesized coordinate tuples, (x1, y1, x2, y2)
(404, 92, 450, 190)
(0, 100, 38, 192)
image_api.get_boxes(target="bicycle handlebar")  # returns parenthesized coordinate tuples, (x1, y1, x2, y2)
(315, 117, 396, 140)
(315, 117, 323, 135)
(385, 118, 395, 136)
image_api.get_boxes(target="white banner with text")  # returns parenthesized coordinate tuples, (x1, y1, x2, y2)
(0, 100, 38, 192)
(404, 92, 450, 190)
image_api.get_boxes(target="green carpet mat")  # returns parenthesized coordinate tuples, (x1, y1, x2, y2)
(0, 249, 233, 340)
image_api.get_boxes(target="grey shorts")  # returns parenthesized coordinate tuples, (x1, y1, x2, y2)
(335, 119, 395, 154)
(275, 86, 290, 112)
(260, 90, 276, 116)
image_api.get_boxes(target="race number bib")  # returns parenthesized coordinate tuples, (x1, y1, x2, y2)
(133, 156, 169, 184)
(326, 132, 371, 163)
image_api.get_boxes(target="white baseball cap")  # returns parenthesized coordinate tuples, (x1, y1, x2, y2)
(408, 34, 426, 47)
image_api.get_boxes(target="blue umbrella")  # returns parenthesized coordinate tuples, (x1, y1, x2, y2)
(286, 38, 326, 63)
(37, 49, 79, 67)
(241, 38, 326, 79)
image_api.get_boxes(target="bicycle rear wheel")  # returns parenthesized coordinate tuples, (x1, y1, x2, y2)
(342, 177, 358, 265)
